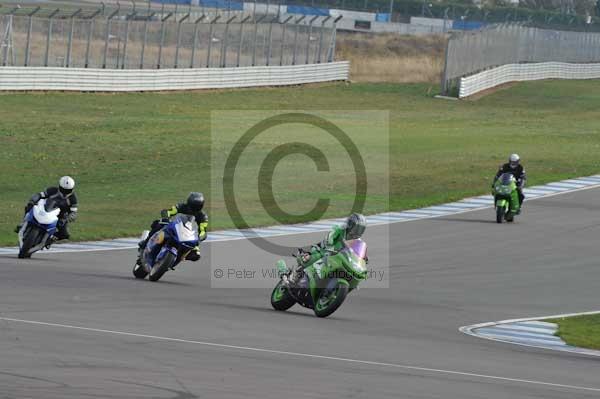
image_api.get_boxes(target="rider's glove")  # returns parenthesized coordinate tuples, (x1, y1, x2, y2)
(25, 201, 34, 213)
(160, 209, 170, 219)
(66, 212, 78, 223)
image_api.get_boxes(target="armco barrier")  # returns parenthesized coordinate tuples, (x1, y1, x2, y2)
(459, 62, 600, 98)
(0, 62, 349, 92)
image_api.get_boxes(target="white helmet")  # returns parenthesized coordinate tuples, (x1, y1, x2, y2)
(508, 154, 520, 169)
(59, 176, 75, 196)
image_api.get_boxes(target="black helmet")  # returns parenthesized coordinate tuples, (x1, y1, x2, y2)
(186, 192, 205, 213)
(345, 213, 367, 240)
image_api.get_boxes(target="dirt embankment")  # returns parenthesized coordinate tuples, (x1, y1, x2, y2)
(336, 32, 447, 84)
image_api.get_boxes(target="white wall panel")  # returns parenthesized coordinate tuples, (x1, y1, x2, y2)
(0, 62, 350, 92)
(459, 62, 600, 98)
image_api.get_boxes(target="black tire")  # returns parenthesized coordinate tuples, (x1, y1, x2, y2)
(148, 251, 176, 282)
(270, 280, 296, 311)
(18, 226, 43, 259)
(132, 261, 149, 279)
(496, 206, 504, 224)
(313, 281, 349, 318)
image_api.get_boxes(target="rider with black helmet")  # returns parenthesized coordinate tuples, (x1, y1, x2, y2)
(138, 192, 208, 262)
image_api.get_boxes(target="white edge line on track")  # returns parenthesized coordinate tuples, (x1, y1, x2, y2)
(2, 179, 599, 255)
(1, 316, 600, 393)
(459, 310, 600, 357)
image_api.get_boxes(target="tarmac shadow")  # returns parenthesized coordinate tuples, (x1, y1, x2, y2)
(67, 271, 195, 286)
(435, 217, 498, 224)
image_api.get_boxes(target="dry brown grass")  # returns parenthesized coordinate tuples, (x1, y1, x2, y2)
(336, 32, 447, 83)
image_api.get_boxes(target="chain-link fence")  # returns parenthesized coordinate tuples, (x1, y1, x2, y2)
(441, 24, 600, 93)
(0, 8, 337, 69)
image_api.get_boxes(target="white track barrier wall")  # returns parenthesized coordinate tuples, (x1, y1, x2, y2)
(0, 62, 349, 92)
(459, 62, 600, 98)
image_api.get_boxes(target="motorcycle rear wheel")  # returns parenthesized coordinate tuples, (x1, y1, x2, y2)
(148, 252, 176, 282)
(270, 280, 296, 311)
(132, 261, 149, 279)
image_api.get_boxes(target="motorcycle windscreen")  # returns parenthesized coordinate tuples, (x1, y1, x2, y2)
(346, 239, 367, 260)
(173, 214, 199, 245)
(499, 173, 515, 185)
(33, 199, 60, 225)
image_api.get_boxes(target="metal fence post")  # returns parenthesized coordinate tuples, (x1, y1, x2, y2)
(221, 15, 237, 67)
(206, 15, 221, 68)
(175, 12, 190, 68)
(315, 16, 330, 63)
(85, 8, 102, 68)
(237, 15, 251, 67)
(121, 9, 136, 69)
(265, 15, 277, 66)
(279, 15, 293, 66)
(66, 9, 82, 67)
(24, 7, 41, 66)
(291, 15, 305, 65)
(327, 16, 341, 62)
(305, 15, 318, 64)
(440, 33, 452, 95)
(44, 9, 60, 67)
(251, 15, 266, 66)
(103, 7, 120, 69)
(190, 14, 205, 68)
(140, 11, 155, 69)
(1, 11, 16, 67)
(157, 12, 173, 69)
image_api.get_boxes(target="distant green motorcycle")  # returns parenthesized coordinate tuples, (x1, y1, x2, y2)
(493, 173, 520, 223)
(271, 239, 369, 318)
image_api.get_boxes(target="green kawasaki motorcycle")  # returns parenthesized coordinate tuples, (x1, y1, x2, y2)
(270, 239, 369, 318)
(493, 173, 520, 223)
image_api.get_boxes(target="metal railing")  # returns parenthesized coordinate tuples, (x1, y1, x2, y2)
(0, 4, 340, 69)
(441, 24, 600, 94)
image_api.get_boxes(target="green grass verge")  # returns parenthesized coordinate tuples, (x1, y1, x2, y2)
(2, 80, 600, 246)
(548, 314, 600, 350)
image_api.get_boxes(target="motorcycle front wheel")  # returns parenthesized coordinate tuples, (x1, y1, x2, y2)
(270, 280, 296, 311)
(148, 252, 176, 282)
(18, 226, 44, 259)
(314, 280, 349, 318)
(496, 206, 504, 224)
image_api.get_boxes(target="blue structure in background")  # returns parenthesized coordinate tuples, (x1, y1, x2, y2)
(286, 5, 330, 16)
(152, 0, 243, 9)
(452, 20, 485, 30)
(375, 13, 390, 22)
(153, 0, 191, 4)
(201, 0, 244, 10)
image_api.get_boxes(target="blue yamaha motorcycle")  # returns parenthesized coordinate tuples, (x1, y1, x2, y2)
(133, 214, 200, 282)
(17, 198, 60, 258)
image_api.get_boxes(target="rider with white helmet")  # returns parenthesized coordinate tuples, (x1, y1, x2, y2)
(16, 176, 78, 243)
(493, 154, 526, 211)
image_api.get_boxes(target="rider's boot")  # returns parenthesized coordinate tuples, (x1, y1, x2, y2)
(14, 224, 22, 233)
(45, 235, 57, 249)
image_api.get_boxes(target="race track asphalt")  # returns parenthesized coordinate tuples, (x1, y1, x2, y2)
(1, 187, 599, 399)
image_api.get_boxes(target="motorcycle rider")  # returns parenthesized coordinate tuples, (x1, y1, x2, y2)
(289, 213, 367, 283)
(493, 154, 526, 213)
(137, 192, 208, 263)
(15, 176, 78, 245)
